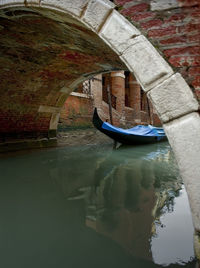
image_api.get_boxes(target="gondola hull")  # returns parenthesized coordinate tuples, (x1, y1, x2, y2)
(92, 108, 167, 145)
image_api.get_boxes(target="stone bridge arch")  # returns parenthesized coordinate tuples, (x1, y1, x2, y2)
(0, 0, 200, 259)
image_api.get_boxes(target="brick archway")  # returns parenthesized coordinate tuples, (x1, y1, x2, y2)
(0, 0, 200, 258)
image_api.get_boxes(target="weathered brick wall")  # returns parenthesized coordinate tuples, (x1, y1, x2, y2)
(59, 94, 94, 128)
(0, 7, 125, 142)
(0, 1, 199, 143)
(114, 0, 200, 100)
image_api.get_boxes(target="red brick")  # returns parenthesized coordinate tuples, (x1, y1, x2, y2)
(189, 67, 200, 75)
(159, 35, 187, 45)
(164, 13, 186, 23)
(195, 90, 200, 100)
(141, 19, 163, 30)
(191, 9, 200, 17)
(1, 1, 200, 139)
(169, 56, 200, 67)
(164, 46, 200, 57)
(130, 12, 156, 22)
(115, 0, 133, 5)
(192, 76, 200, 88)
(121, 3, 149, 16)
(188, 34, 200, 42)
(148, 26, 177, 38)
(178, 0, 200, 8)
(178, 23, 200, 33)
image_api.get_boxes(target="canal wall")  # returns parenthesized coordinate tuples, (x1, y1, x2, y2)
(59, 93, 94, 129)
(0, 0, 200, 262)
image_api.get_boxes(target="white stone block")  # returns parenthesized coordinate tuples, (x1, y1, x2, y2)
(56, 92, 69, 107)
(0, 0, 24, 8)
(100, 10, 140, 54)
(60, 86, 73, 94)
(49, 112, 60, 130)
(150, 0, 179, 11)
(40, 0, 89, 17)
(60, 77, 86, 93)
(148, 73, 199, 123)
(164, 112, 200, 232)
(69, 77, 87, 90)
(82, 0, 115, 31)
(120, 35, 173, 91)
(38, 105, 60, 113)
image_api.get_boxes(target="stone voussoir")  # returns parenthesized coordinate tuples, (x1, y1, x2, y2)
(60, 77, 89, 95)
(56, 92, 70, 107)
(163, 112, 200, 233)
(0, 0, 88, 18)
(120, 35, 174, 91)
(0, 0, 24, 8)
(39, 0, 89, 17)
(82, 0, 115, 32)
(49, 112, 60, 130)
(60, 86, 73, 94)
(69, 77, 88, 90)
(99, 9, 140, 54)
(38, 105, 61, 114)
(148, 73, 199, 123)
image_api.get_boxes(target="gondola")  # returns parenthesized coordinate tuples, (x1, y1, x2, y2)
(92, 108, 167, 145)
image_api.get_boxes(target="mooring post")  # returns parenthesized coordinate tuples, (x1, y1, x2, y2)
(107, 85, 117, 149)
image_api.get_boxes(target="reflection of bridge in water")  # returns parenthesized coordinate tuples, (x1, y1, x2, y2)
(0, 142, 195, 267)
(64, 142, 194, 266)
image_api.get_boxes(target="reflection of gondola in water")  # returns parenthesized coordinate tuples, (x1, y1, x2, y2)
(93, 108, 167, 145)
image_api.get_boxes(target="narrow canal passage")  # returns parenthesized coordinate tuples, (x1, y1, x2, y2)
(0, 142, 196, 268)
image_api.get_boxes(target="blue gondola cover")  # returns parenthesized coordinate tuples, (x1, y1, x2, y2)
(102, 123, 165, 137)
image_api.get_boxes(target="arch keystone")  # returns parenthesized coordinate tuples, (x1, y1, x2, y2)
(148, 73, 199, 123)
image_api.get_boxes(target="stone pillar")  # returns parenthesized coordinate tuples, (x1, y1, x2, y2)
(90, 74, 102, 110)
(111, 71, 125, 114)
(129, 74, 141, 121)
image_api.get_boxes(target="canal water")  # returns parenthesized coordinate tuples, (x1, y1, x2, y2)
(0, 142, 196, 268)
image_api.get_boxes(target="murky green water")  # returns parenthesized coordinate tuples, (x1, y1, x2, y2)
(0, 142, 196, 267)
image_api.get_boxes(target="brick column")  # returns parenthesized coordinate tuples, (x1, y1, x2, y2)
(111, 71, 125, 114)
(129, 74, 141, 121)
(90, 74, 103, 110)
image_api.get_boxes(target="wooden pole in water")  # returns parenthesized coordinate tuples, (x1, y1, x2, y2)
(107, 84, 113, 125)
(107, 85, 117, 149)
(146, 95, 153, 126)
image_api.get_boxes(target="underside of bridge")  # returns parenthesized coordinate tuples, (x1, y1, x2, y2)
(0, 1, 200, 261)
(0, 6, 126, 143)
